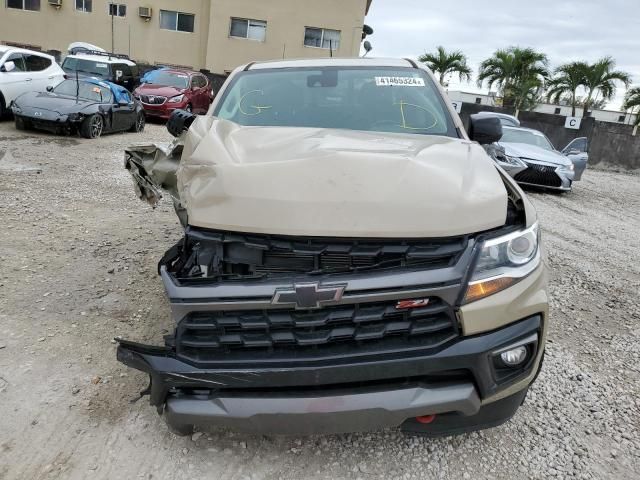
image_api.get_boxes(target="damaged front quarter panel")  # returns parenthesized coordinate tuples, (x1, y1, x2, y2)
(123, 109, 212, 226)
(124, 141, 182, 209)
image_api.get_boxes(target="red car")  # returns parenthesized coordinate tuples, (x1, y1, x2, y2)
(133, 68, 213, 120)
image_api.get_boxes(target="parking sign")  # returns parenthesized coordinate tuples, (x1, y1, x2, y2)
(565, 117, 581, 130)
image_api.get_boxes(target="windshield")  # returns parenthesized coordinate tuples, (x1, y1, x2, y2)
(62, 57, 110, 77)
(213, 67, 457, 137)
(142, 70, 189, 89)
(53, 80, 113, 102)
(500, 128, 554, 150)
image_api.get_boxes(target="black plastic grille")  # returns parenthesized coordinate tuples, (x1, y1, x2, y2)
(172, 297, 459, 364)
(514, 163, 562, 187)
(174, 228, 470, 281)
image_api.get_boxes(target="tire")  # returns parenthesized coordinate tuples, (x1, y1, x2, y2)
(80, 114, 104, 139)
(166, 421, 193, 437)
(129, 111, 145, 133)
(15, 116, 26, 130)
(0, 92, 5, 119)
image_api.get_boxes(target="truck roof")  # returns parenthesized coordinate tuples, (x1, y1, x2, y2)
(247, 57, 418, 70)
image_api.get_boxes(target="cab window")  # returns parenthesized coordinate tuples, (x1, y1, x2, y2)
(24, 54, 52, 72)
(214, 67, 457, 137)
(4, 53, 26, 71)
(62, 57, 111, 77)
(192, 75, 207, 88)
(53, 80, 113, 103)
(566, 138, 587, 152)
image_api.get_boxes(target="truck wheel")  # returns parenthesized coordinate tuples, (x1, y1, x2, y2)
(80, 114, 104, 139)
(129, 111, 145, 133)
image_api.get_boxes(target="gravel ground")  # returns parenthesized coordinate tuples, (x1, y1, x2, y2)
(0, 119, 639, 480)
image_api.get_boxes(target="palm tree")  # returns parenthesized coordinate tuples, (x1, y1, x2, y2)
(581, 57, 631, 117)
(477, 47, 549, 112)
(623, 87, 640, 126)
(418, 46, 472, 86)
(547, 62, 588, 116)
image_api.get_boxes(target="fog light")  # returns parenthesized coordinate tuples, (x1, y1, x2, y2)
(500, 346, 528, 366)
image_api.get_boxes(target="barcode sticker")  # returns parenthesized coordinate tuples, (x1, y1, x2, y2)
(375, 76, 425, 87)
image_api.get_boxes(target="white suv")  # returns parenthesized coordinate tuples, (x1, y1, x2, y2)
(0, 46, 66, 117)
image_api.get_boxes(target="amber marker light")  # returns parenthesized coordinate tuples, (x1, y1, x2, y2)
(463, 277, 517, 303)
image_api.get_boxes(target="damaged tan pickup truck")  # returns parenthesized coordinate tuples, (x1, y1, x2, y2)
(119, 58, 548, 437)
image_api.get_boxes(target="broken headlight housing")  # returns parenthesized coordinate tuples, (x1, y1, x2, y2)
(497, 154, 527, 168)
(463, 223, 540, 303)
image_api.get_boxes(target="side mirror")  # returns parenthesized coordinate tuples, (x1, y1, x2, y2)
(1, 60, 16, 73)
(46, 85, 54, 92)
(167, 108, 196, 137)
(469, 115, 503, 145)
(115, 69, 123, 79)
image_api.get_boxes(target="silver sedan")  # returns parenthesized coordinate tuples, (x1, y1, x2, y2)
(489, 126, 577, 192)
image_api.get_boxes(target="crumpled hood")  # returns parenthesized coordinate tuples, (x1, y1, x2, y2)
(174, 117, 508, 237)
(500, 142, 572, 167)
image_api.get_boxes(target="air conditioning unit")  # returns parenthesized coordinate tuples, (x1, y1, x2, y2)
(138, 6, 152, 20)
(48, 0, 62, 7)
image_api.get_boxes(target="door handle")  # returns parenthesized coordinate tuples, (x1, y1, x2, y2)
(25, 78, 33, 81)
(48, 75, 55, 79)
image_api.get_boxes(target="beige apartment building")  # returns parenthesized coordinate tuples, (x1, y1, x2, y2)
(0, 0, 372, 73)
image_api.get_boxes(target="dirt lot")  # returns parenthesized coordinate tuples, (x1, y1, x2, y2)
(0, 119, 639, 480)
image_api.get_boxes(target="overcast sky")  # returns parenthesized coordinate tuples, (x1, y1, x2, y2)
(364, 0, 639, 109)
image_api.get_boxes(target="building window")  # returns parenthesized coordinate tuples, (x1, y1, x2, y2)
(618, 115, 626, 122)
(108, 3, 126, 17)
(6, 0, 40, 10)
(304, 27, 341, 50)
(75, 0, 92, 13)
(160, 10, 195, 33)
(230, 18, 267, 41)
(554, 107, 561, 114)
(475, 97, 482, 104)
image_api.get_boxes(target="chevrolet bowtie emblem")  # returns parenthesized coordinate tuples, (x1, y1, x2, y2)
(272, 283, 346, 309)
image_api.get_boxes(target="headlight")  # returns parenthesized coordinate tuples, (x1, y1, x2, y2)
(168, 94, 185, 103)
(559, 163, 574, 171)
(496, 154, 526, 167)
(463, 223, 540, 303)
(504, 155, 526, 166)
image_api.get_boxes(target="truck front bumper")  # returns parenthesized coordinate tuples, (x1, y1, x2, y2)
(117, 315, 543, 435)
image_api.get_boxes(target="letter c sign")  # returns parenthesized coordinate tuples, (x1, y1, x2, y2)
(565, 117, 581, 130)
